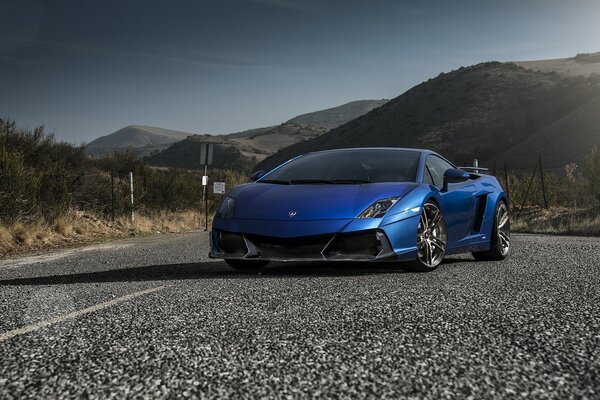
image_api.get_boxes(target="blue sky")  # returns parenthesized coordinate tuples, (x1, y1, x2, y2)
(1, 0, 599, 143)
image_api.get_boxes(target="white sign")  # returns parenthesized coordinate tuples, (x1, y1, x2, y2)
(202, 175, 208, 186)
(213, 181, 226, 194)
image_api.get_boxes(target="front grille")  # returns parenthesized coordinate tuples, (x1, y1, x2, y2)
(244, 234, 332, 259)
(322, 231, 382, 259)
(214, 229, 394, 260)
(217, 231, 247, 257)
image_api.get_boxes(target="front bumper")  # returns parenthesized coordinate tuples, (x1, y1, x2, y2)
(210, 229, 396, 262)
(209, 216, 420, 262)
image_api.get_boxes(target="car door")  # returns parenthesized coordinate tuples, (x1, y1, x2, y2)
(425, 155, 477, 245)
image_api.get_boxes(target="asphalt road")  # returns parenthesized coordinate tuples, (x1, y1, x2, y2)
(0, 232, 598, 399)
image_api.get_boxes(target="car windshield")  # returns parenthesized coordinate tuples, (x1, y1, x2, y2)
(261, 149, 420, 183)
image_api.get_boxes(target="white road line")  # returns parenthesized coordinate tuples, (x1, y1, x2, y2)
(0, 243, 135, 270)
(0, 285, 169, 342)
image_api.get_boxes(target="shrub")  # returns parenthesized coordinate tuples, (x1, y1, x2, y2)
(585, 146, 600, 203)
(0, 119, 251, 224)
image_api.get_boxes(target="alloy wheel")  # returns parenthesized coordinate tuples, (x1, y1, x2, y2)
(417, 202, 447, 269)
(497, 202, 510, 256)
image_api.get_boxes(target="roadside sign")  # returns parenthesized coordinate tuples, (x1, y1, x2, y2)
(213, 182, 226, 194)
(202, 175, 208, 186)
(200, 143, 213, 166)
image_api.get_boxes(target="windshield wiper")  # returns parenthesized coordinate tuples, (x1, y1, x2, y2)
(328, 179, 372, 184)
(288, 179, 372, 184)
(258, 179, 290, 184)
(261, 179, 373, 185)
(289, 179, 332, 184)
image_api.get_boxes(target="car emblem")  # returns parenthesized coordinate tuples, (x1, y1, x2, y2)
(288, 211, 297, 217)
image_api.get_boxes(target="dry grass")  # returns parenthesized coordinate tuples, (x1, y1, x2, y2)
(4, 205, 596, 257)
(0, 210, 205, 258)
(512, 206, 600, 236)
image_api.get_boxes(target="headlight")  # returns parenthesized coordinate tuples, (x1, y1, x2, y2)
(357, 197, 400, 218)
(216, 196, 235, 218)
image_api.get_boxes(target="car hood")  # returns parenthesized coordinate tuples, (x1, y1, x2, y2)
(229, 182, 418, 221)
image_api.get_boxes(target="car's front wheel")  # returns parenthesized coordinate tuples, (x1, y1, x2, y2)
(407, 201, 447, 272)
(225, 259, 269, 271)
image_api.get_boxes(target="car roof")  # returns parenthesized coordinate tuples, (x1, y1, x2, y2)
(299, 147, 456, 169)
(303, 147, 437, 156)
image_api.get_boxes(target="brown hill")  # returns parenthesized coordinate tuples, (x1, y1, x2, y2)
(286, 99, 388, 129)
(256, 62, 600, 172)
(146, 123, 326, 170)
(85, 125, 192, 158)
(100, 99, 384, 169)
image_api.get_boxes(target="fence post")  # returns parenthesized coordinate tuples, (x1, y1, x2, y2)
(203, 164, 208, 232)
(517, 159, 538, 219)
(538, 152, 549, 210)
(473, 159, 479, 174)
(111, 171, 115, 223)
(129, 171, 134, 222)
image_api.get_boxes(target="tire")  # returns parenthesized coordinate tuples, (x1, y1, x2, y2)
(225, 259, 269, 271)
(472, 200, 510, 261)
(406, 201, 448, 272)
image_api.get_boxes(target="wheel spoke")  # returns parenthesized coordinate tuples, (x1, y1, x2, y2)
(430, 235, 446, 251)
(422, 209, 429, 230)
(425, 240, 433, 266)
(430, 210, 441, 229)
(498, 211, 509, 229)
(499, 231, 510, 247)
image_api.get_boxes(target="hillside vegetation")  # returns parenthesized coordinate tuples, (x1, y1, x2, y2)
(0, 120, 250, 255)
(257, 62, 600, 172)
(286, 99, 388, 129)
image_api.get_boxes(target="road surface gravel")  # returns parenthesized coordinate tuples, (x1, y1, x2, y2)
(0, 232, 598, 399)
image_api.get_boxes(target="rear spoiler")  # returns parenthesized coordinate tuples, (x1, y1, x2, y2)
(460, 166, 489, 173)
(460, 159, 489, 174)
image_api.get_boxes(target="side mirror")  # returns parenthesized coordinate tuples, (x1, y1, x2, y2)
(443, 168, 470, 191)
(250, 170, 267, 182)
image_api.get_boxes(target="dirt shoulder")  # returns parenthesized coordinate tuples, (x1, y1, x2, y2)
(0, 210, 204, 259)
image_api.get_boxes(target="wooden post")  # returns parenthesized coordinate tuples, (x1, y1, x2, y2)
(111, 171, 115, 223)
(538, 152, 549, 210)
(129, 171, 134, 222)
(203, 164, 208, 232)
(517, 160, 538, 219)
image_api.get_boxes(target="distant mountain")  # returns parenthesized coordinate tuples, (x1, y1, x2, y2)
(85, 125, 192, 158)
(144, 99, 386, 170)
(286, 99, 388, 129)
(257, 62, 600, 172)
(88, 99, 385, 166)
(146, 123, 325, 170)
(514, 52, 600, 77)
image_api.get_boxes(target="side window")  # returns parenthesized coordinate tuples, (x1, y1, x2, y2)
(424, 166, 435, 185)
(425, 155, 454, 187)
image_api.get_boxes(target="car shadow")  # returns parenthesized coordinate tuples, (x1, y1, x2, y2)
(0, 257, 474, 286)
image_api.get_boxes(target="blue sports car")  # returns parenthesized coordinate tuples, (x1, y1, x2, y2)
(210, 148, 510, 272)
